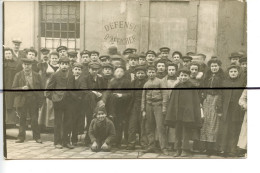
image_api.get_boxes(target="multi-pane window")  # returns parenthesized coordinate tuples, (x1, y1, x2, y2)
(40, 1, 80, 52)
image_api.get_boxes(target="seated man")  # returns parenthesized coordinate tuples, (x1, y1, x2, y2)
(89, 106, 116, 152)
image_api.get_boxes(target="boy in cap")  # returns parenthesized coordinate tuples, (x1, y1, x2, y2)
(84, 62, 106, 145)
(155, 59, 167, 79)
(46, 57, 75, 149)
(70, 62, 88, 146)
(12, 58, 44, 143)
(89, 106, 116, 152)
(101, 65, 132, 148)
(101, 63, 114, 88)
(182, 56, 192, 68)
(56, 46, 68, 58)
(125, 54, 139, 81)
(159, 47, 172, 63)
(146, 50, 157, 66)
(89, 51, 100, 63)
(68, 51, 78, 66)
(127, 65, 148, 150)
(141, 65, 168, 155)
(80, 50, 91, 76)
(165, 67, 202, 157)
(138, 53, 147, 66)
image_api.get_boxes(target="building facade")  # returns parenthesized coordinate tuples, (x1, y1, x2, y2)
(4, 0, 246, 67)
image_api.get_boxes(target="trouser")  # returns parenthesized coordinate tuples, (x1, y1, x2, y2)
(53, 98, 73, 145)
(17, 96, 40, 141)
(91, 139, 111, 152)
(175, 121, 192, 150)
(145, 103, 167, 150)
(128, 101, 146, 146)
(84, 95, 96, 144)
(71, 101, 84, 144)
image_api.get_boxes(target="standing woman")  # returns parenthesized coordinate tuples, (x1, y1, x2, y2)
(38, 51, 60, 129)
(217, 65, 245, 157)
(200, 59, 225, 155)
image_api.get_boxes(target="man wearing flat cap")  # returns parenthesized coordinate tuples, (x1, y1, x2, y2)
(84, 61, 106, 146)
(46, 56, 75, 149)
(56, 46, 68, 58)
(99, 55, 111, 66)
(181, 56, 192, 68)
(101, 63, 114, 88)
(80, 50, 91, 77)
(12, 58, 44, 144)
(12, 39, 25, 61)
(146, 50, 157, 66)
(159, 47, 172, 63)
(125, 53, 139, 81)
(68, 51, 78, 66)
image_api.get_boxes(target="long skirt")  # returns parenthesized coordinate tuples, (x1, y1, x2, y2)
(200, 95, 220, 142)
(38, 98, 54, 128)
(237, 111, 247, 149)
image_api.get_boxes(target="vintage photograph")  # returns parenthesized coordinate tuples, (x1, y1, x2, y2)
(3, 0, 247, 159)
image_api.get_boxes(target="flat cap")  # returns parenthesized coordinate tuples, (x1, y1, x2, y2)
(123, 48, 137, 55)
(229, 52, 242, 59)
(239, 57, 247, 63)
(227, 64, 240, 71)
(73, 62, 83, 68)
(59, 56, 70, 63)
(88, 62, 101, 69)
(134, 65, 147, 73)
(21, 58, 34, 64)
(111, 54, 123, 60)
(68, 51, 78, 57)
(80, 50, 90, 56)
(40, 48, 50, 55)
(146, 50, 156, 56)
(181, 56, 192, 62)
(12, 39, 22, 44)
(159, 47, 170, 53)
(128, 53, 139, 60)
(99, 55, 111, 61)
(56, 46, 68, 52)
(139, 53, 146, 58)
(90, 50, 99, 56)
(102, 63, 114, 69)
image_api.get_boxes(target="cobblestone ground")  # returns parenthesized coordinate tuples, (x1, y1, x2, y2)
(5, 129, 227, 159)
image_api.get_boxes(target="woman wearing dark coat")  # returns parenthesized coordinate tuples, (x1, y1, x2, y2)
(165, 67, 202, 157)
(216, 65, 245, 157)
(4, 48, 19, 126)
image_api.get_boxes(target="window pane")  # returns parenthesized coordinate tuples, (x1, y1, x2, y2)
(41, 5, 46, 21)
(46, 31, 52, 37)
(53, 31, 60, 38)
(41, 23, 45, 36)
(68, 32, 75, 38)
(69, 23, 75, 31)
(54, 23, 60, 30)
(46, 23, 52, 30)
(53, 5, 61, 14)
(53, 15, 61, 23)
(46, 15, 53, 22)
(61, 23, 67, 31)
(61, 32, 67, 38)
(61, 15, 68, 23)
(69, 15, 76, 23)
(69, 6, 76, 14)
(61, 5, 68, 14)
(47, 6, 53, 14)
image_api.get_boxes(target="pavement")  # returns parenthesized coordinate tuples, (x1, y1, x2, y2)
(4, 128, 230, 159)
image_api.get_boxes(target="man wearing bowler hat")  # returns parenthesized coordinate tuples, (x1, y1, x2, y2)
(12, 58, 44, 143)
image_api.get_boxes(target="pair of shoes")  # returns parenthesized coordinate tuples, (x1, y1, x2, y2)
(126, 145, 135, 150)
(181, 150, 192, 157)
(143, 147, 156, 153)
(63, 143, 74, 149)
(35, 139, 43, 144)
(174, 149, 182, 157)
(15, 139, 24, 143)
(162, 149, 169, 156)
(55, 144, 63, 149)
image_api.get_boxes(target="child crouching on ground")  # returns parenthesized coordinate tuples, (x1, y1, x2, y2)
(89, 106, 116, 152)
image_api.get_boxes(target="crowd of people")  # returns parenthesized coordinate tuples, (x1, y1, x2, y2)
(4, 39, 247, 157)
